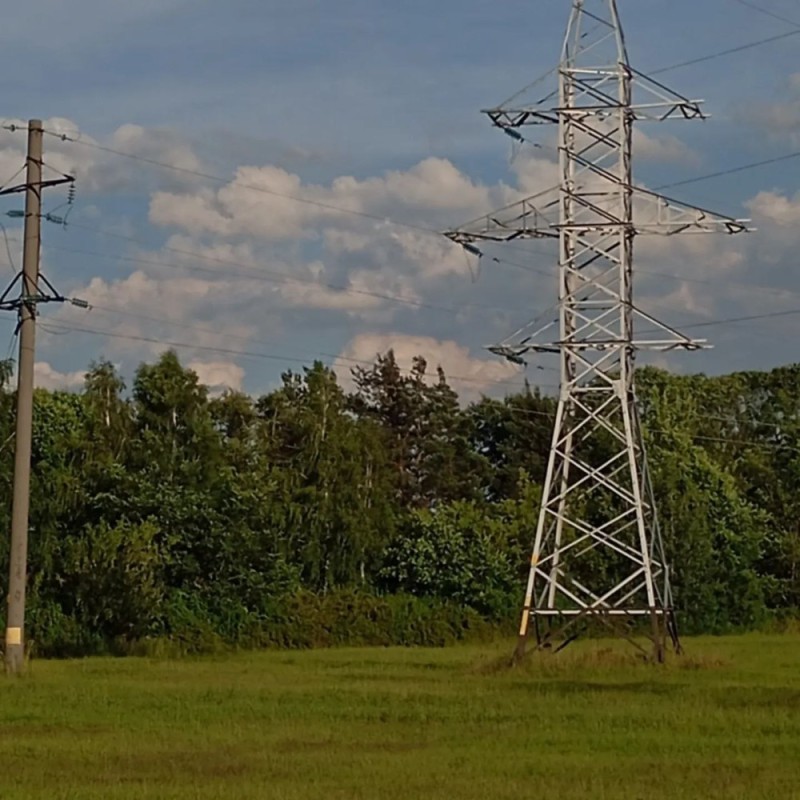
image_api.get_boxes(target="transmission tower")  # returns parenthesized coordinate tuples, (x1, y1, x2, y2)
(445, 0, 750, 661)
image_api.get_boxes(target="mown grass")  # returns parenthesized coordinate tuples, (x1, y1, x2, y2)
(0, 634, 798, 799)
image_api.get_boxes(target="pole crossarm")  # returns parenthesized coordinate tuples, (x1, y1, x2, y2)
(0, 175, 74, 197)
(0, 271, 74, 314)
(456, 0, 751, 663)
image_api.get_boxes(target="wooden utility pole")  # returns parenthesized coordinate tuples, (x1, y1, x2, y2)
(4, 120, 43, 675)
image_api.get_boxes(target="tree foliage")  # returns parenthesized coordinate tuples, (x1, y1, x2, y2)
(0, 351, 795, 655)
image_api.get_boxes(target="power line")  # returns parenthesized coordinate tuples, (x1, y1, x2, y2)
(513, 18, 800, 82)
(727, 0, 800, 28)
(655, 149, 800, 191)
(499, 403, 800, 452)
(652, 28, 800, 75)
(28, 60, 800, 415)
(36, 313, 800, 452)
(41, 118, 790, 256)
(39, 318, 533, 391)
(63, 115, 758, 305)
(46, 234, 513, 319)
(485, 247, 800, 309)
(41, 319, 314, 367)
(52, 220, 800, 346)
(680, 306, 800, 330)
(40, 310, 796, 440)
(36, 301, 800, 437)
(102, 265, 768, 382)
(85, 300, 549, 373)
(56, 215, 800, 363)
(34, 179, 800, 409)
(42, 129, 442, 238)
(48, 234, 800, 381)
(41, 269, 800, 406)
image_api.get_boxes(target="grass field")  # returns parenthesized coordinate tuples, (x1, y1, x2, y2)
(0, 634, 798, 799)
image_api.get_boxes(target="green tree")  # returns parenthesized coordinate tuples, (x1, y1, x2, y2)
(639, 368, 770, 631)
(351, 351, 487, 507)
(259, 362, 395, 590)
(469, 384, 556, 500)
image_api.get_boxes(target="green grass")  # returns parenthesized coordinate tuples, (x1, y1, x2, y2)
(0, 634, 798, 799)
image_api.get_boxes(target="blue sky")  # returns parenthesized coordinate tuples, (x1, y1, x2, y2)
(0, 0, 799, 396)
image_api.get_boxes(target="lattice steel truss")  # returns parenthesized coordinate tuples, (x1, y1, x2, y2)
(445, 0, 750, 661)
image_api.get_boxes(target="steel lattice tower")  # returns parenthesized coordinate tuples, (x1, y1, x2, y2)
(445, 0, 750, 661)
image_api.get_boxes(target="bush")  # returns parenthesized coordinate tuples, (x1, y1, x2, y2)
(258, 589, 496, 649)
(379, 503, 518, 619)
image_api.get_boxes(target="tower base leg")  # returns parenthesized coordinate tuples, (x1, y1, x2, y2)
(511, 610, 681, 664)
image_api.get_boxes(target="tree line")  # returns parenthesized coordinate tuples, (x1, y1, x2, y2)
(0, 351, 796, 656)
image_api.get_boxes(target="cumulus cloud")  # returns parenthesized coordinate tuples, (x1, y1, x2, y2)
(733, 74, 800, 145)
(632, 185, 800, 343)
(0, 117, 203, 196)
(111, 124, 202, 177)
(188, 360, 244, 393)
(634, 129, 700, 165)
(323, 226, 474, 281)
(507, 152, 560, 198)
(34, 362, 85, 390)
(637, 279, 716, 327)
(54, 266, 266, 364)
(149, 156, 495, 242)
(746, 190, 800, 227)
(336, 332, 523, 399)
(736, 190, 800, 276)
(143, 156, 521, 333)
(278, 265, 421, 314)
(36, 112, 788, 397)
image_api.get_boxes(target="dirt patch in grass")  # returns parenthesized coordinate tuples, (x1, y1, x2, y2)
(472, 645, 729, 676)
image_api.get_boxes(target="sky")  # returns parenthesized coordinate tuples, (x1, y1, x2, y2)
(0, 0, 800, 399)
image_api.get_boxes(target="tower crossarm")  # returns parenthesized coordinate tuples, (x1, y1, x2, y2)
(632, 188, 751, 236)
(483, 65, 706, 132)
(491, 302, 710, 360)
(443, 195, 558, 246)
(443, 186, 750, 252)
(484, 72, 705, 130)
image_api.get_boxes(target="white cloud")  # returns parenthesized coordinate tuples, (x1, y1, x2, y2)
(323, 226, 474, 281)
(634, 129, 699, 165)
(55, 267, 265, 363)
(111, 124, 202, 177)
(34, 361, 84, 390)
(336, 332, 522, 399)
(732, 190, 800, 278)
(188, 360, 244, 393)
(505, 151, 560, 203)
(0, 117, 203, 196)
(735, 75, 800, 145)
(278, 264, 420, 314)
(761, 103, 800, 141)
(149, 157, 495, 242)
(746, 190, 800, 227)
(39, 110, 786, 396)
(637, 279, 715, 325)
